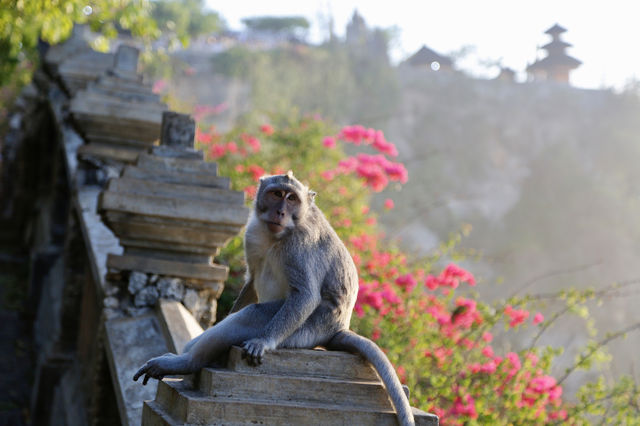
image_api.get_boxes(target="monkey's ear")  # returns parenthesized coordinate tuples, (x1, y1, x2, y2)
(308, 190, 317, 201)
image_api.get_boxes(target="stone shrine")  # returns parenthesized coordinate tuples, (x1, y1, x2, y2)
(70, 45, 168, 164)
(43, 25, 115, 95)
(98, 111, 249, 327)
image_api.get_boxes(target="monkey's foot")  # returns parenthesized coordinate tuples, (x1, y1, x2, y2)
(241, 338, 275, 366)
(133, 353, 181, 385)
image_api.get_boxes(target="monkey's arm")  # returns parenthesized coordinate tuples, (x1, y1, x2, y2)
(230, 278, 258, 313)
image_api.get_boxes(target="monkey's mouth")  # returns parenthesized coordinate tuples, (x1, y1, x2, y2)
(266, 221, 284, 233)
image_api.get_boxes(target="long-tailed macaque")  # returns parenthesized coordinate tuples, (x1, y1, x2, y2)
(134, 172, 414, 426)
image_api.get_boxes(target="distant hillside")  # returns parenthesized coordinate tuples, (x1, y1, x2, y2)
(379, 68, 640, 386)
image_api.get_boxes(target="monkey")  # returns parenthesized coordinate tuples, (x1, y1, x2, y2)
(133, 172, 415, 426)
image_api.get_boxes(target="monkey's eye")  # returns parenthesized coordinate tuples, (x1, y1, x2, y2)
(286, 193, 299, 203)
(267, 190, 285, 203)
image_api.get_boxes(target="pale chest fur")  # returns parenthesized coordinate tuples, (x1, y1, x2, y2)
(245, 217, 290, 303)
(253, 251, 289, 302)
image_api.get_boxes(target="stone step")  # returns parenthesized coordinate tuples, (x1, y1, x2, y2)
(104, 211, 242, 233)
(92, 78, 156, 101)
(103, 211, 241, 242)
(107, 254, 228, 283)
(226, 346, 379, 381)
(108, 221, 228, 250)
(77, 143, 145, 164)
(155, 378, 437, 425)
(142, 400, 180, 426)
(98, 190, 248, 226)
(122, 165, 230, 189)
(77, 113, 162, 135)
(198, 367, 392, 411)
(83, 132, 156, 148)
(106, 177, 245, 206)
(71, 95, 166, 127)
(136, 153, 219, 177)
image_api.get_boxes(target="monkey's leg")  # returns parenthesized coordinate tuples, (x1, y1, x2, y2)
(134, 301, 284, 385)
(279, 304, 340, 349)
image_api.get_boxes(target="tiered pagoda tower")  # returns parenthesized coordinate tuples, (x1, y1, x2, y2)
(527, 23, 581, 84)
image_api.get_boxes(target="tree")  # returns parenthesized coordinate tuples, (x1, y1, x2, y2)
(241, 16, 310, 41)
(0, 0, 158, 86)
(151, 0, 224, 45)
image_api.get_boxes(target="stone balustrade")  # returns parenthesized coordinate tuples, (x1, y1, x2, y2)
(10, 31, 248, 426)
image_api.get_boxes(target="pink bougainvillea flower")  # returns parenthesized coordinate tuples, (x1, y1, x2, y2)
(260, 124, 274, 135)
(240, 133, 262, 153)
(451, 394, 478, 419)
(396, 365, 407, 383)
(208, 144, 226, 159)
(384, 198, 395, 210)
(247, 164, 265, 181)
(152, 79, 167, 94)
(320, 170, 335, 181)
(371, 328, 381, 341)
(322, 136, 337, 148)
(196, 127, 213, 144)
(247, 136, 261, 153)
(482, 345, 495, 358)
(372, 130, 399, 157)
(550, 409, 568, 420)
(243, 185, 257, 199)
(424, 263, 476, 291)
(226, 141, 238, 153)
(533, 312, 544, 325)
(505, 305, 530, 327)
(395, 273, 417, 292)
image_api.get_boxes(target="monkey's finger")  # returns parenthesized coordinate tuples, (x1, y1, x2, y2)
(143, 374, 150, 386)
(133, 365, 147, 381)
(245, 345, 258, 365)
(242, 342, 256, 359)
(253, 347, 265, 365)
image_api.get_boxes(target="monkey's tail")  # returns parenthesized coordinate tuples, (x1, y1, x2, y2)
(328, 330, 415, 426)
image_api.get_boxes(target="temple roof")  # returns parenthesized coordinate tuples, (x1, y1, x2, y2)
(405, 45, 453, 67)
(527, 54, 582, 71)
(541, 40, 573, 50)
(545, 23, 567, 35)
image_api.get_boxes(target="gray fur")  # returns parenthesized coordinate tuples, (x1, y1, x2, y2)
(133, 173, 414, 426)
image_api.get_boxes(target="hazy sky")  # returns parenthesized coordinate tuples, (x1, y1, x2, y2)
(208, 0, 640, 90)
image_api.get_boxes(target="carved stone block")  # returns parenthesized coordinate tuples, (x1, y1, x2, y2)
(70, 45, 167, 163)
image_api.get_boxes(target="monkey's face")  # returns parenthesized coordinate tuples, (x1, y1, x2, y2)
(257, 186, 303, 236)
(255, 173, 315, 237)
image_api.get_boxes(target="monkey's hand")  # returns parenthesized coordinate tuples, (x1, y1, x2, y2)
(133, 353, 180, 385)
(242, 338, 275, 366)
